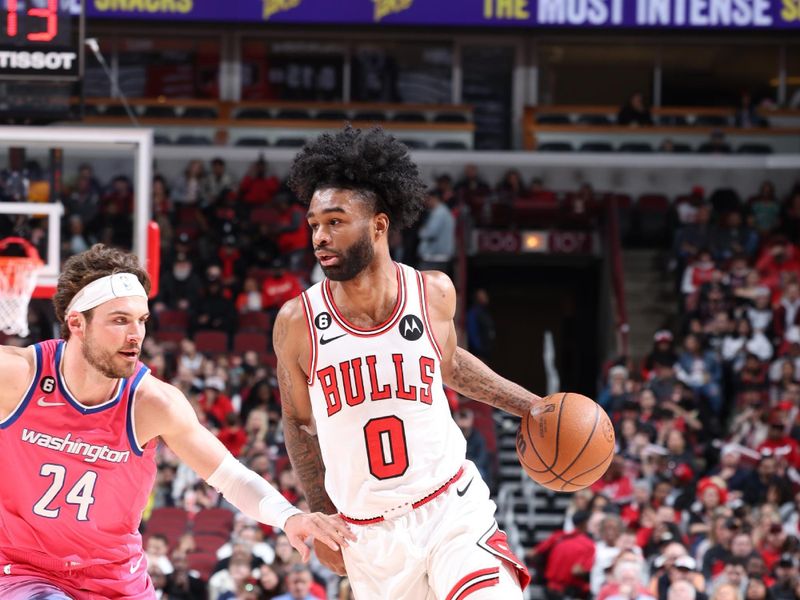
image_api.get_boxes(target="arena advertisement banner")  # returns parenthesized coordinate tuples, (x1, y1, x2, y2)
(84, 0, 800, 28)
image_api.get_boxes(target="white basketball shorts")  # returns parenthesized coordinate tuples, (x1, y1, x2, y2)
(340, 460, 529, 600)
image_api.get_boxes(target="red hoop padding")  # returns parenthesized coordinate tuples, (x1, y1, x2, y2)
(147, 221, 160, 299)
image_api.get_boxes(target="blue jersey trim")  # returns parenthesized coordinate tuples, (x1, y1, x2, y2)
(125, 365, 150, 456)
(0, 344, 42, 429)
(55, 340, 126, 415)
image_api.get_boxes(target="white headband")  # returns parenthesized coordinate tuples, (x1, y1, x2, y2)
(66, 273, 148, 316)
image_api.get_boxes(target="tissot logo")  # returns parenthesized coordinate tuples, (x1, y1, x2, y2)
(0, 51, 77, 71)
(398, 315, 424, 341)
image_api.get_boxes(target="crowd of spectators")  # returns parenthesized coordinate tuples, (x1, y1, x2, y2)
(530, 179, 800, 600)
(5, 151, 800, 599)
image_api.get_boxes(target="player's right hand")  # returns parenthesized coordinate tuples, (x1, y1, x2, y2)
(314, 538, 347, 575)
(284, 512, 355, 565)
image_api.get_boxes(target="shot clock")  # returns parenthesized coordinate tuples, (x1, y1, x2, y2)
(1, 0, 84, 80)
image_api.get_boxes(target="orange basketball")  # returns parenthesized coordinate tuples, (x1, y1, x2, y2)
(516, 392, 615, 492)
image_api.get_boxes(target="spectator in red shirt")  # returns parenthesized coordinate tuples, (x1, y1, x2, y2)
(198, 376, 235, 428)
(757, 417, 800, 470)
(217, 413, 248, 457)
(592, 456, 634, 503)
(273, 194, 310, 270)
(238, 156, 279, 206)
(262, 263, 304, 313)
(537, 510, 595, 599)
(756, 237, 800, 294)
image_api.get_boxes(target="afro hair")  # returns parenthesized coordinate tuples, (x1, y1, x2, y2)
(287, 126, 426, 230)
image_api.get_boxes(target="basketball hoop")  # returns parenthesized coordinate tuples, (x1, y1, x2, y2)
(0, 237, 43, 337)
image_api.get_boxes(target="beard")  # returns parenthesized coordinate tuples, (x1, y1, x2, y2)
(82, 328, 138, 379)
(321, 229, 375, 281)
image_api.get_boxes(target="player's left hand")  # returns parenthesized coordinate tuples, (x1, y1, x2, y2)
(284, 512, 356, 563)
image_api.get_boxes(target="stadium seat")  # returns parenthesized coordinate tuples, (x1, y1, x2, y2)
(579, 141, 614, 153)
(433, 141, 468, 150)
(145, 507, 189, 548)
(399, 139, 428, 149)
(392, 112, 427, 122)
(194, 508, 235, 536)
(353, 111, 386, 122)
(657, 114, 688, 126)
(697, 142, 732, 154)
(536, 114, 571, 124)
(182, 107, 218, 119)
(513, 197, 560, 228)
(577, 114, 611, 126)
(154, 330, 186, 350)
(233, 332, 269, 355)
(176, 205, 202, 225)
(737, 143, 772, 154)
(618, 142, 653, 153)
(193, 532, 228, 554)
(158, 309, 190, 330)
(238, 311, 271, 332)
(234, 137, 269, 147)
(251, 207, 278, 226)
(175, 135, 212, 146)
(316, 110, 348, 121)
(670, 143, 694, 153)
(433, 113, 469, 123)
(537, 142, 573, 152)
(103, 105, 130, 117)
(275, 109, 310, 120)
(186, 551, 218, 581)
(274, 137, 307, 148)
(143, 105, 175, 118)
(236, 108, 272, 119)
(194, 330, 230, 355)
(490, 203, 514, 228)
(153, 134, 172, 145)
(694, 114, 729, 127)
(246, 267, 273, 284)
(261, 353, 278, 369)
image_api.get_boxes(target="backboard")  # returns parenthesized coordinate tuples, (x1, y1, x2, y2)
(0, 127, 157, 299)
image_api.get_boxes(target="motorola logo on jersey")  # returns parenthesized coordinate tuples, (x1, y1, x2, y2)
(399, 315, 424, 341)
(315, 312, 332, 330)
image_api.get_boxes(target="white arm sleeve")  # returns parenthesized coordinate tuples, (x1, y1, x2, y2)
(205, 452, 302, 531)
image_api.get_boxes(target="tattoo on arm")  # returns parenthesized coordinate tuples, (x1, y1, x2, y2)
(446, 347, 541, 418)
(282, 410, 337, 514)
(275, 312, 337, 515)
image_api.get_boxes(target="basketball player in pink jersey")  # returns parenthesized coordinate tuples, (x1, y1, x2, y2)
(274, 126, 539, 599)
(0, 245, 354, 600)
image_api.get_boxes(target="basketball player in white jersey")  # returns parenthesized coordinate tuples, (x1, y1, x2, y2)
(274, 126, 541, 599)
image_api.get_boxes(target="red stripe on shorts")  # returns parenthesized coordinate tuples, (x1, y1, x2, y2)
(445, 567, 500, 600)
(455, 576, 501, 599)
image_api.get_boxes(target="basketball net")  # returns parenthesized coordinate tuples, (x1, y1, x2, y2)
(0, 237, 43, 337)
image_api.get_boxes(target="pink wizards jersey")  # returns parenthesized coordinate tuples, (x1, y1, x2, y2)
(0, 339, 156, 574)
(301, 263, 466, 520)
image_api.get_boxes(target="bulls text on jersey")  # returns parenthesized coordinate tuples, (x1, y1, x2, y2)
(317, 353, 437, 417)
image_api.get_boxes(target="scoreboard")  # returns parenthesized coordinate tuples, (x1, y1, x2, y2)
(1, 0, 83, 80)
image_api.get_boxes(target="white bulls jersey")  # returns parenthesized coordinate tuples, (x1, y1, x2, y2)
(300, 262, 466, 520)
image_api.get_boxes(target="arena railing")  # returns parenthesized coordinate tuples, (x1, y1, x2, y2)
(523, 105, 800, 153)
(70, 97, 476, 149)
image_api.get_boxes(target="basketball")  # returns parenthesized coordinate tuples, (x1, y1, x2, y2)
(516, 392, 615, 492)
